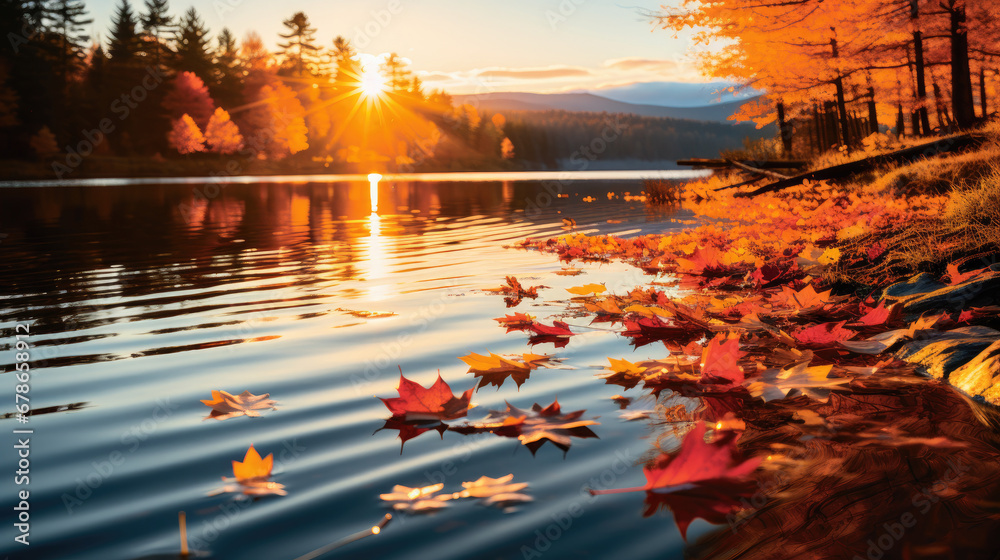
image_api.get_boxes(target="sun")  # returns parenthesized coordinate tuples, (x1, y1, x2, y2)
(358, 65, 387, 99)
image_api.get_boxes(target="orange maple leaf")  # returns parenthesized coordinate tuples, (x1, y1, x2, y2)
(233, 444, 273, 481)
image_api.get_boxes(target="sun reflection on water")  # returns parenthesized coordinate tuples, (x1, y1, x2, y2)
(364, 211, 389, 301)
(368, 173, 382, 213)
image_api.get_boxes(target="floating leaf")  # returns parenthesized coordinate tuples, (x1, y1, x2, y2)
(453, 400, 599, 454)
(201, 389, 277, 420)
(567, 283, 607, 296)
(379, 373, 474, 421)
(590, 422, 760, 494)
(380, 483, 451, 513)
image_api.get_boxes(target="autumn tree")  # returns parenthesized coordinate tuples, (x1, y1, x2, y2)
(29, 125, 58, 157)
(243, 81, 308, 159)
(163, 71, 215, 128)
(501, 137, 515, 159)
(204, 107, 243, 153)
(277, 12, 323, 78)
(239, 31, 274, 102)
(655, 0, 996, 148)
(167, 113, 205, 154)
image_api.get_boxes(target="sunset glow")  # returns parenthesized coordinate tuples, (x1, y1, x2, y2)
(358, 65, 388, 99)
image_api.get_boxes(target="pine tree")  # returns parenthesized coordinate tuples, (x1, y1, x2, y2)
(204, 107, 243, 153)
(381, 53, 411, 93)
(331, 35, 360, 87)
(140, 0, 174, 67)
(107, 0, 139, 65)
(167, 113, 205, 154)
(277, 11, 322, 77)
(212, 27, 241, 107)
(48, 0, 92, 89)
(174, 7, 212, 81)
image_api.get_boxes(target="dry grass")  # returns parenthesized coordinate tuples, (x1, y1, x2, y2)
(644, 179, 683, 204)
(821, 124, 1000, 286)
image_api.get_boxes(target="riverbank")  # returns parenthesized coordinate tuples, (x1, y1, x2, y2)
(521, 123, 1000, 406)
(493, 124, 1000, 557)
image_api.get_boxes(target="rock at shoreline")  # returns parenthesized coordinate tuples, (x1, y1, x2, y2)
(883, 269, 1000, 315)
(895, 326, 1000, 379)
(949, 340, 1000, 406)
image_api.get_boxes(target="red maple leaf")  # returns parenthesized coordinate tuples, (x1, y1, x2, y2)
(590, 422, 760, 495)
(793, 321, 856, 347)
(854, 301, 903, 327)
(700, 334, 744, 384)
(379, 372, 474, 421)
(527, 320, 573, 337)
(494, 312, 535, 332)
(945, 263, 985, 285)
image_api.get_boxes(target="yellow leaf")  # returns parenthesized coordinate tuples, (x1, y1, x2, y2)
(567, 283, 606, 296)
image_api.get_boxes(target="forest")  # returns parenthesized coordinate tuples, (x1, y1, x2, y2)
(501, 110, 769, 168)
(655, 0, 1000, 152)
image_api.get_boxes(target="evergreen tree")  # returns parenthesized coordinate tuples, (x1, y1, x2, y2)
(381, 53, 411, 93)
(140, 0, 173, 67)
(174, 7, 212, 81)
(277, 11, 322, 77)
(331, 35, 359, 87)
(107, 0, 138, 65)
(211, 27, 241, 107)
(48, 0, 92, 88)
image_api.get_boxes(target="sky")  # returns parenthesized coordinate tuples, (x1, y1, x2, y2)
(84, 0, 718, 95)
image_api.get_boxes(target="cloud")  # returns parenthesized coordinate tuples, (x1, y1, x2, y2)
(474, 65, 592, 80)
(418, 71, 459, 83)
(603, 57, 684, 73)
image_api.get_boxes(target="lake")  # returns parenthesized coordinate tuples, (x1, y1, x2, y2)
(0, 171, 710, 560)
(3, 171, 1000, 560)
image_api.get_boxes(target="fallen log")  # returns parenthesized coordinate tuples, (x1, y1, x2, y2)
(735, 132, 988, 198)
(726, 159, 792, 181)
(676, 158, 809, 170)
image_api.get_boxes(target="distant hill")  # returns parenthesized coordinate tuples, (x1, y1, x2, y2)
(452, 92, 756, 123)
(583, 81, 762, 108)
(497, 109, 771, 168)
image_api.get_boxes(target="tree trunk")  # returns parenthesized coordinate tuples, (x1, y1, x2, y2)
(980, 67, 988, 119)
(830, 37, 851, 148)
(896, 104, 904, 137)
(867, 87, 879, 135)
(910, 0, 931, 136)
(948, 1, 976, 128)
(776, 102, 793, 155)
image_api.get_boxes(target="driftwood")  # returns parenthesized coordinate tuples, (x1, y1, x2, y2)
(726, 159, 792, 181)
(676, 158, 809, 170)
(735, 132, 989, 198)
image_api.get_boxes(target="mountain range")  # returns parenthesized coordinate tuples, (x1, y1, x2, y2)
(452, 91, 755, 124)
